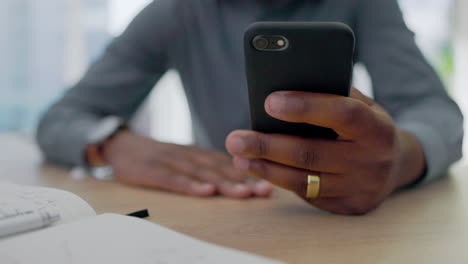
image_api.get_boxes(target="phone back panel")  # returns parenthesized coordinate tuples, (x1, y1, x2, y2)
(244, 22, 355, 138)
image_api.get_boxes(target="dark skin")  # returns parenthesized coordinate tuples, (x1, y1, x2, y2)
(101, 87, 425, 214)
(102, 131, 274, 198)
(226, 88, 426, 215)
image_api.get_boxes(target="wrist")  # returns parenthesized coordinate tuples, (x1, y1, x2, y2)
(393, 129, 427, 190)
(84, 117, 127, 182)
(85, 130, 130, 181)
(100, 129, 131, 163)
(85, 130, 125, 166)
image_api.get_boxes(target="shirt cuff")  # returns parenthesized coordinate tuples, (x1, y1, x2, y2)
(70, 118, 102, 167)
(398, 121, 449, 185)
(37, 115, 100, 168)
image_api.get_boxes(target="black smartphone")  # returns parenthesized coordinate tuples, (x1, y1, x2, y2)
(244, 22, 355, 139)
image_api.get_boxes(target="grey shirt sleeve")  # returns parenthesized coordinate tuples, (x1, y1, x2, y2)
(36, 0, 180, 166)
(355, 0, 464, 183)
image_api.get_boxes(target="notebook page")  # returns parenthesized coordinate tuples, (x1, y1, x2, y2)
(0, 182, 96, 225)
(0, 213, 285, 264)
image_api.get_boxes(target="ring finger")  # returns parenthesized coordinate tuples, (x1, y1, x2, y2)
(232, 156, 346, 198)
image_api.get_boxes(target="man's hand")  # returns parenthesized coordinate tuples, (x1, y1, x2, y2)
(226, 88, 426, 214)
(102, 131, 273, 198)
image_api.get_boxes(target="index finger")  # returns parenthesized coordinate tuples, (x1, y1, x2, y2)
(264, 91, 384, 139)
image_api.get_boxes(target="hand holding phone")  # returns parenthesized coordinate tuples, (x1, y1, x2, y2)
(226, 22, 426, 215)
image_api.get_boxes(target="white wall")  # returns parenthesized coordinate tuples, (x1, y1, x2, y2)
(109, 0, 151, 35)
(454, 0, 468, 157)
(107, 0, 192, 143)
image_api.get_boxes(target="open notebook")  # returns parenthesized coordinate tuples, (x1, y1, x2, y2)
(0, 182, 284, 264)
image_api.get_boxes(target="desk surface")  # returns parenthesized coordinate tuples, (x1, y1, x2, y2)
(1, 134, 467, 264)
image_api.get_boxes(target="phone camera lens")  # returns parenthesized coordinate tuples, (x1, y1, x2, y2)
(253, 36, 269, 50)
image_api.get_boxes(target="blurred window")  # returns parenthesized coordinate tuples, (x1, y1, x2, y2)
(399, 0, 454, 87)
(0, 0, 110, 132)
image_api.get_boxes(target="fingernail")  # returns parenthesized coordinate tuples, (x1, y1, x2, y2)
(227, 135, 246, 155)
(233, 183, 249, 193)
(255, 181, 274, 196)
(193, 182, 216, 195)
(267, 93, 286, 114)
(256, 180, 272, 190)
(233, 156, 250, 171)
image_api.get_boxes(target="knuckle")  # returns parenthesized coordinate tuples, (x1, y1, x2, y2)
(338, 100, 366, 127)
(362, 154, 395, 182)
(291, 96, 308, 115)
(292, 145, 317, 169)
(374, 157, 394, 175)
(248, 133, 269, 157)
(373, 119, 397, 144)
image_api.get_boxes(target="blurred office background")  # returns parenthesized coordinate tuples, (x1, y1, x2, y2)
(1, 0, 467, 156)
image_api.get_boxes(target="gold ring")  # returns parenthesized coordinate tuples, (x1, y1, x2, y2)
(306, 175, 320, 198)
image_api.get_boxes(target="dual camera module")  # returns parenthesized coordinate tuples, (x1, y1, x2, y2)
(252, 35, 289, 51)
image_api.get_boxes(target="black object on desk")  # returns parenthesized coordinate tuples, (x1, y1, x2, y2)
(127, 209, 150, 219)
